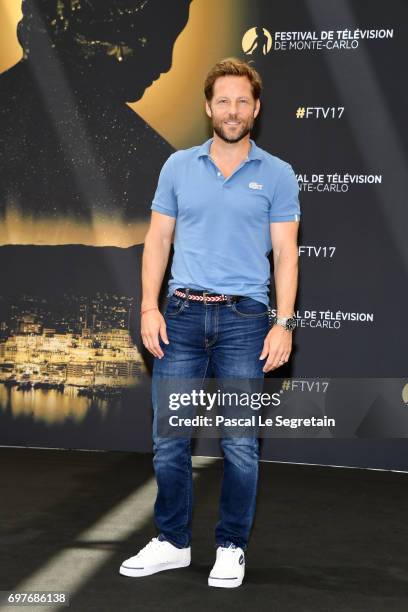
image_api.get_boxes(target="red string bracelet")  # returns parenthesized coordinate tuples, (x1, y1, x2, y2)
(140, 307, 159, 316)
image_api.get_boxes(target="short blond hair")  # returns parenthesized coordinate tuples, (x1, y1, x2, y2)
(204, 57, 262, 101)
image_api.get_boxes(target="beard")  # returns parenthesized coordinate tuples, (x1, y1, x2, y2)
(212, 115, 255, 144)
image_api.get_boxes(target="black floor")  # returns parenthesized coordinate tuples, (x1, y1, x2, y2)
(0, 447, 407, 611)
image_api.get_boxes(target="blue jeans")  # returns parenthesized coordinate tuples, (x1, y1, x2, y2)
(151, 291, 270, 551)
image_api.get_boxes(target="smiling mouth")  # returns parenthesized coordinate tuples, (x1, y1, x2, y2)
(225, 121, 240, 126)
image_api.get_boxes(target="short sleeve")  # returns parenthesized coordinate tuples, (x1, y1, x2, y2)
(269, 163, 301, 223)
(150, 154, 178, 218)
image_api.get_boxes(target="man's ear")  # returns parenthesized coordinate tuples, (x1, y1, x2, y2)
(205, 100, 212, 118)
(254, 98, 261, 119)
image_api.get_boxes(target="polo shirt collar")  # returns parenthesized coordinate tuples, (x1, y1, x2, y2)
(196, 137, 263, 161)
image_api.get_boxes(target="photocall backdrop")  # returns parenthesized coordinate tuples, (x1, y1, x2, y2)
(0, 0, 407, 469)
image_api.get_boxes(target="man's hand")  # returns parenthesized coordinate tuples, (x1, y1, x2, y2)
(141, 309, 169, 358)
(259, 325, 292, 373)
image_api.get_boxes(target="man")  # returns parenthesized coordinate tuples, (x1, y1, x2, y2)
(119, 57, 301, 588)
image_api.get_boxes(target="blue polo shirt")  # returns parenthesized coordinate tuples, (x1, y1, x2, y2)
(150, 138, 301, 306)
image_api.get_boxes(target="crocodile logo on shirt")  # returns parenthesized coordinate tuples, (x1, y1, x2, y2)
(249, 182, 263, 190)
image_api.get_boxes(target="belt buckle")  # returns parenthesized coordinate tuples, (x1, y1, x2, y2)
(202, 291, 210, 303)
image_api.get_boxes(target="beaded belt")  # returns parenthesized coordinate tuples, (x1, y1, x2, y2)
(174, 288, 240, 304)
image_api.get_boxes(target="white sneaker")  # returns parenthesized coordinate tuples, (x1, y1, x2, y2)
(119, 537, 191, 577)
(208, 544, 245, 588)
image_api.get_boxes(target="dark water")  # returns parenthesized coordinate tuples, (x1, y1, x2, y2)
(0, 377, 153, 452)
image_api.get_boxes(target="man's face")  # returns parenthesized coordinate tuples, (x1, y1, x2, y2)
(205, 76, 260, 144)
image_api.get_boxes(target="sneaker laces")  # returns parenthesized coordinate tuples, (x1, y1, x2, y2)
(136, 537, 162, 556)
(219, 543, 238, 553)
